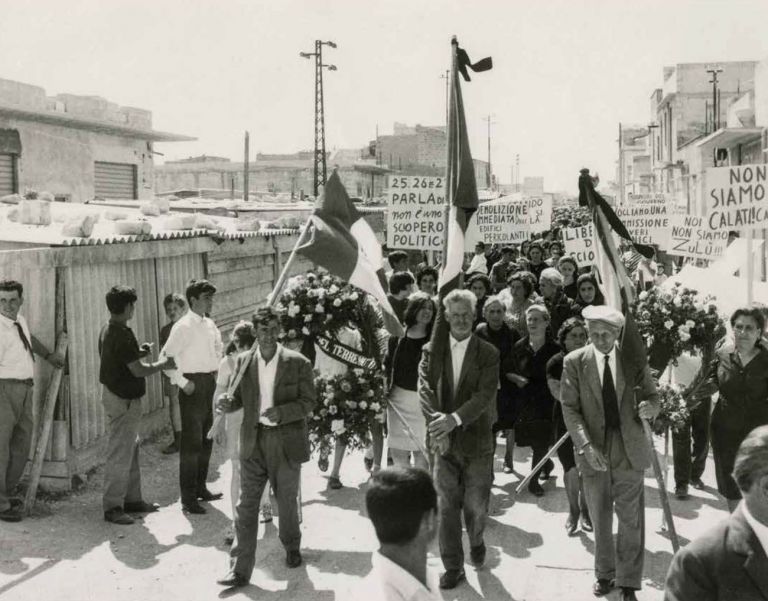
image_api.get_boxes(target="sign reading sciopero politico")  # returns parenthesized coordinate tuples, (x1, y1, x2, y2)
(562, 223, 597, 266)
(706, 164, 768, 231)
(386, 175, 445, 250)
(615, 195, 670, 248)
(667, 214, 729, 261)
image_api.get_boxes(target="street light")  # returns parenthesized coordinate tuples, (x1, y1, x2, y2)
(300, 39, 338, 197)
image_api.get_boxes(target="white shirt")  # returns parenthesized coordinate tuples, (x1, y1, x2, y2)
(257, 345, 281, 425)
(742, 502, 768, 559)
(361, 552, 442, 601)
(467, 254, 487, 275)
(161, 310, 223, 388)
(0, 313, 34, 379)
(592, 343, 618, 392)
(449, 334, 471, 425)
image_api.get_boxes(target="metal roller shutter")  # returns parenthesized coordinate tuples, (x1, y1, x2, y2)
(0, 154, 16, 196)
(94, 161, 137, 199)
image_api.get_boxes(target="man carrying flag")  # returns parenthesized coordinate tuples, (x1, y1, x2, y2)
(560, 170, 660, 601)
(418, 37, 497, 591)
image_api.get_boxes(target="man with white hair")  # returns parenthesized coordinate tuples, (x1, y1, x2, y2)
(538, 267, 576, 337)
(561, 305, 660, 601)
(418, 289, 499, 590)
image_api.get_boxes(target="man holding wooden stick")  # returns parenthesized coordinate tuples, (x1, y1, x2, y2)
(0, 279, 64, 523)
(561, 305, 659, 601)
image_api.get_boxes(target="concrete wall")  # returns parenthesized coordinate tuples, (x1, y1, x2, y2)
(0, 116, 153, 201)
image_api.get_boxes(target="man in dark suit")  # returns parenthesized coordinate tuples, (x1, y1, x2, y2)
(216, 308, 316, 589)
(419, 289, 500, 590)
(561, 305, 659, 601)
(664, 425, 768, 601)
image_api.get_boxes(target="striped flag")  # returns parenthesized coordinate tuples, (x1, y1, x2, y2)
(578, 170, 648, 380)
(298, 171, 404, 337)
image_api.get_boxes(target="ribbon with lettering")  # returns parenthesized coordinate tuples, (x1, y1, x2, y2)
(315, 333, 378, 371)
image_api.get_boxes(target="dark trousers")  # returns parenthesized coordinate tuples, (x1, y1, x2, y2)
(230, 425, 302, 578)
(672, 397, 711, 488)
(434, 451, 493, 571)
(0, 380, 33, 512)
(178, 373, 216, 504)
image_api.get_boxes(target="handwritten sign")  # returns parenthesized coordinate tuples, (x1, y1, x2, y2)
(563, 224, 597, 266)
(615, 196, 670, 248)
(528, 196, 552, 233)
(464, 199, 530, 248)
(627, 193, 668, 205)
(706, 164, 768, 231)
(386, 175, 445, 250)
(667, 214, 729, 261)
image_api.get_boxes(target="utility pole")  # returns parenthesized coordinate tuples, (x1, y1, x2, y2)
(482, 114, 495, 189)
(647, 122, 659, 192)
(516, 154, 520, 190)
(243, 131, 249, 201)
(300, 40, 337, 197)
(707, 67, 723, 131)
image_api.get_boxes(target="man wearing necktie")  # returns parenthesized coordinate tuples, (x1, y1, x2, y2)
(0, 280, 64, 522)
(561, 305, 660, 601)
(418, 289, 499, 590)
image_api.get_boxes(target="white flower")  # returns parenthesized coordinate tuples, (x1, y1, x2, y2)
(664, 320, 674, 330)
(275, 303, 286, 312)
(673, 296, 683, 307)
(323, 397, 330, 407)
(315, 303, 325, 313)
(679, 331, 691, 342)
(309, 433, 318, 442)
(685, 320, 695, 328)
(331, 419, 346, 435)
(358, 401, 368, 410)
(638, 291, 648, 301)
(349, 292, 359, 301)
(375, 412, 386, 423)
(304, 314, 313, 323)
(353, 368, 365, 376)
(366, 390, 374, 398)
(287, 302, 301, 317)
(677, 324, 689, 333)
(302, 326, 310, 336)
(329, 284, 339, 294)
(288, 329, 297, 339)
(370, 402, 381, 412)
(333, 298, 342, 307)
(328, 405, 338, 415)
(346, 401, 358, 410)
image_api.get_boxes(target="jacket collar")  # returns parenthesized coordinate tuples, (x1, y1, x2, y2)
(583, 345, 626, 405)
(728, 504, 768, 599)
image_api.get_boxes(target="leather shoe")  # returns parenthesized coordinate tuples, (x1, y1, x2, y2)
(675, 484, 689, 499)
(691, 478, 705, 490)
(124, 500, 159, 513)
(470, 543, 486, 566)
(565, 514, 578, 536)
(0, 506, 22, 523)
(539, 458, 554, 480)
(104, 508, 134, 525)
(619, 587, 639, 601)
(439, 569, 466, 590)
(216, 571, 249, 588)
(593, 578, 615, 597)
(580, 513, 594, 532)
(198, 490, 223, 501)
(10, 498, 23, 510)
(528, 480, 545, 497)
(182, 502, 207, 514)
(328, 476, 343, 490)
(286, 550, 303, 568)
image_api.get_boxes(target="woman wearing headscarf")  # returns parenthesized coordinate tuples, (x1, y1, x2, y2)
(557, 256, 579, 300)
(475, 296, 521, 472)
(539, 267, 576, 338)
(504, 304, 561, 496)
(572, 273, 605, 316)
(467, 272, 492, 329)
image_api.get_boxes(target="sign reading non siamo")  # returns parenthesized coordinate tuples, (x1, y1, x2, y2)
(668, 214, 729, 261)
(465, 199, 530, 247)
(563, 223, 596, 266)
(386, 175, 445, 250)
(706, 164, 768, 231)
(615, 196, 670, 248)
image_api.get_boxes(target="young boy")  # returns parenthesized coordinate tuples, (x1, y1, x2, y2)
(99, 285, 175, 524)
(159, 293, 187, 454)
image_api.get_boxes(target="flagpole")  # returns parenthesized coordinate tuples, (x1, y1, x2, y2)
(440, 36, 458, 289)
(266, 218, 313, 307)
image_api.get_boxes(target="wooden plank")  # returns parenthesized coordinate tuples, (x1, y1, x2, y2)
(206, 237, 274, 261)
(207, 253, 273, 275)
(212, 266, 275, 293)
(211, 283, 272, 319)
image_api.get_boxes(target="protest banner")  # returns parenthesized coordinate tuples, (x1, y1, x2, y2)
(667, 214, 729, 261)
(464, 198, 530, 248)
(386, 175, 446, 250)
(627, 192, 668, 205)
(563, 223, 597, 266)
(705, 164, 768, 231)
(528, 196, 552, 233)
(615, 195, 670, 248)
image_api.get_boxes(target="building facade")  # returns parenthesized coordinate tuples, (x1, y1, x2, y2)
(0, 78, 192, 202)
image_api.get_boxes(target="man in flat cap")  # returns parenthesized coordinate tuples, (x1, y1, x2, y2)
(561, 305, 659, 601)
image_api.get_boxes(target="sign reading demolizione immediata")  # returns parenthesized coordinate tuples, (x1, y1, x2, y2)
(706, 164, 768, 231)
(386, 175, 445, 250)
(464, 198, 530, 247)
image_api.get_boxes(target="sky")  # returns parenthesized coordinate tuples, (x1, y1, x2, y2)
(1, 0, 767, 193)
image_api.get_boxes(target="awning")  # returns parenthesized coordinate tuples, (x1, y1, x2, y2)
(695, 127, 762, 152)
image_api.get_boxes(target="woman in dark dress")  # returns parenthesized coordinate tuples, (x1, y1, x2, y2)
(557, 256, 579, 300)
(467, 273, 492, 329)
(384, 292, 436, 471)
(504, 304, 561, 496)
(475, 295, 521, 473)
(696, 306, 768, 512)
(546, 317, 593, 535)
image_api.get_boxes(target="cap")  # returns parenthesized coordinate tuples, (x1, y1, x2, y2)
(582, 305, 625, 329)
